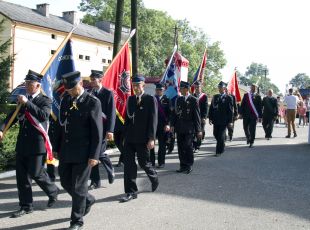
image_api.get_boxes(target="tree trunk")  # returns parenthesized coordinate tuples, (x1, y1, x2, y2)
(113, 0, 125, 58)
(131, 0, 138, 77)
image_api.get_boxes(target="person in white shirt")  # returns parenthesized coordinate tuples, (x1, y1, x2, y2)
(283, 88, 300, 138)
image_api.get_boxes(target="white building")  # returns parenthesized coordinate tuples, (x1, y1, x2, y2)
(0, 1, 128, 90)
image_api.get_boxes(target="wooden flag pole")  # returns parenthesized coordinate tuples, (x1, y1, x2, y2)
(2, 26, 77, 137)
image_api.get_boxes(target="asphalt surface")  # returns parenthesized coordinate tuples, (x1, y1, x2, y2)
(0, 120, 309, 230)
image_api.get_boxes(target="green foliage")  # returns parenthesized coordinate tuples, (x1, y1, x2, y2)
(239, 62, 279, 95)
(0, 18, 13, 104)
(0, 113, 18, 171)
(0, 104, 17, 114)
(289, 73, 310, 89)
(79, 0, 227, 95)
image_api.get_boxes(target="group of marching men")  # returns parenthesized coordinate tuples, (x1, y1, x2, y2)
(0, 68, 277, 229)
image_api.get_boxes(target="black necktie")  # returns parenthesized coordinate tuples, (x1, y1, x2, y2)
(136, 96, 141, 105)
(28, 95, 33, 100)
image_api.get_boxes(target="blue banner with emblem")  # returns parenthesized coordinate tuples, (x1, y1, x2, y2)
(41, 39, 75, 119)
(161, 58, 178, 101)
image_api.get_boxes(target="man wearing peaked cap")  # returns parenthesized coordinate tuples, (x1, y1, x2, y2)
(193, 80, 208, 152)
(0, 69, 59, 218)
(88, 69, 116, 190)
(208, 81, 233, 156)
(120, 74, 159, 202)
(52, 70, 103, 229)
(171, 80, 202, 174)
(150, 82, 171, 168)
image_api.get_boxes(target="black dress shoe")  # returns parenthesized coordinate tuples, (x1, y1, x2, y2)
(108, 171, 115, 184)
(157, 164, 165, 169)
(229, 136, 233, 141)
(185, 167, 192, 174)
(119, 193, 137, 203)
(84, 199, 95, 216)
(88, 183, 101, 190)
(176, 168, 186, 173)
(47, 187, 60, 207)
(114, 162, 123, 167)
(285, 135, 290, 138)
(249, 143, 254, 148)
(293, 133, 297, 137)
(10, 208, 33, 218)
(67, 224, 83, 230)
(152, 179, 159, 192)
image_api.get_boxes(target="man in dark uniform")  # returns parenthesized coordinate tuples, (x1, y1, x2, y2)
(171, 81, 202, 174)
(88, 70, 116, 190)
(208, 81, 233, 156)
(239, 83, 262, 148)
(53, 71, 103, 230)
(150, 83, 171, 168)
(120, 76, 159, 203)
(114, 117, 125, 167)
(262, 89, 278, 139)
(192, 81, 208, 151)
(225, 89, 238, 141)
(0, 70, 59, 218)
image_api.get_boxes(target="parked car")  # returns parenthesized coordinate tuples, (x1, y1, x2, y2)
(7, 83, 26, 104)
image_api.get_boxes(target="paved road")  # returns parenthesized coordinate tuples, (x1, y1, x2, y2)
(0, 121, 310, 230)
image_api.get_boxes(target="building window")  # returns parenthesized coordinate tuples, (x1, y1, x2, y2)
(85, 56, 90, 61)
(102, 59, 106, 64)
(108, 46, 111, 51)
(79, 54, 84, 60)
(51, 50, 56, 55)
(108, 60, 112, 64)
(51, 34, 57, 39)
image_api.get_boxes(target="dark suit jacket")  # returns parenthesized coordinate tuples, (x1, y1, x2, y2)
(90, 87, 116, 134)
(53, 91, 103, 163)
(262, 96, 278, 119)
(193, 93, 208, 119)
(154, 95, 170, 131)
(240, 92, 262, 119)
(0, 93, 51, 155)
(230, 94, 238, 118)
(208, 94, 233, 125)
(125, 93, 158, 144)
(171, 95, 201, 134)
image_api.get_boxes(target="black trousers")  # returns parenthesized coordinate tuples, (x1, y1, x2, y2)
(58, 162, 95, 226)
(193, 121, 205, 150)
(150, 129, 167, 166)
(123, 142, 158, 194)
(15, 153, 58, 209)
(47, 164, 56, 181)
(114, 129, 125, 164)
(227, 121, 235, 138)
(243, 117, 257, 144)
(213, 125, 227, 154)
(176, 133, 194, 169)
(166, 131, 175, 153)
(89, 140, 114, 186)
(262, 117, 275, 138)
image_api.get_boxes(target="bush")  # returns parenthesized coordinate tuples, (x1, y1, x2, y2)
(0, 113, 18, 172)
(0, 103, 16, 114)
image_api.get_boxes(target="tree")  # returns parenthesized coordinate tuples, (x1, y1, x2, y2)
(113, 0, 125, 58)
(131, 0, 138, 77)
(79, 0, 227, 94)
(289, 73, 310, 89)
(239, 62, 279, 95)
(0, 18, 13, 104)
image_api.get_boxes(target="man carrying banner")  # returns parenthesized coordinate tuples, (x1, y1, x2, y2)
(150, 83, 171, 168)
(53, 71, 102, 230)
(88, 70, 116, 190)
(208, 81, 233, 156)
(171, 81, 202, 174)
(239, 83, 262, 148)
(192, 81, 208, 151)
(121, 76, 159, 202)
(0, 70, 59, 218)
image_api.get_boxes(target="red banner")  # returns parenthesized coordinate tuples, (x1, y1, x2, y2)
(101, 43, 132, 123)
(227, 70, 241, 102)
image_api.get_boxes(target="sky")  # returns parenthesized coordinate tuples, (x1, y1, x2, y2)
(6, 0, 310, 93)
